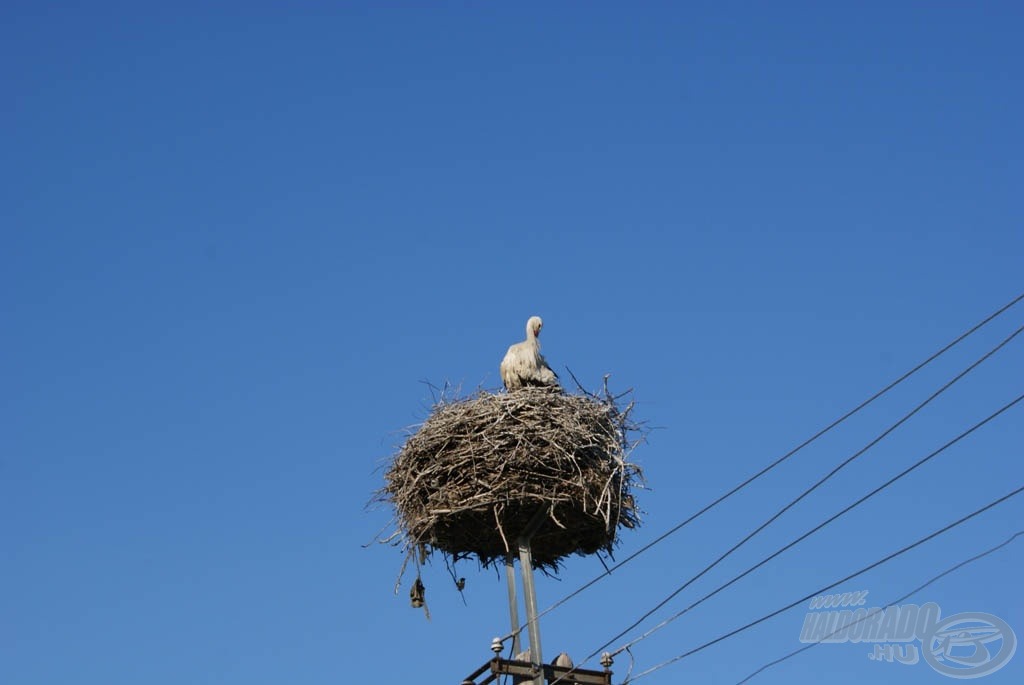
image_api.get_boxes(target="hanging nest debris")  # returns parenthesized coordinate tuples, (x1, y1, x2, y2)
(375, 380, 644, 573)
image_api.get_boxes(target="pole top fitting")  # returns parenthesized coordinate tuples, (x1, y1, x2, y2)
(600, 652, 614, 669)
(491, 637, 504, 654)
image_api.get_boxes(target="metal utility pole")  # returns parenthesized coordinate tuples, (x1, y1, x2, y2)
(505, 553, 521, 656)
(501, 508, 549, 685)
(518, 533, 543, 684)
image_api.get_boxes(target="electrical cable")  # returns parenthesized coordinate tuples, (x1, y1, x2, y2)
(565, 324, 1022, 675)
(734, 530, 1024, 684)
(608, 391, 1023, 659)
(625, 484, 1024, 681)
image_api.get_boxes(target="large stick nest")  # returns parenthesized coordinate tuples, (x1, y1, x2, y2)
(376, 380, 644, 573)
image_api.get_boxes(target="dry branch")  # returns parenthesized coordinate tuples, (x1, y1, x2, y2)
(375, 382, 644, 574)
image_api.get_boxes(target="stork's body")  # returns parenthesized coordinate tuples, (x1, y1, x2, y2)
(500, 316, 560, 391)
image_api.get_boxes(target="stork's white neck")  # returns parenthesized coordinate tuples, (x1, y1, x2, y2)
(525, 316, 543, 342)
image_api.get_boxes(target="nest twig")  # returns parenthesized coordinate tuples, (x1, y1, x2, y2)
(374, 378, 645, 574)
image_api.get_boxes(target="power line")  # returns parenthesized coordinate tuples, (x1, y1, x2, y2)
(735, 530, 1024, 684)
(625, 484, 1024, 682)
(608, 391, 1023, 658)
(508, 291, 1024, 640)
(569, 323, 1022, 672)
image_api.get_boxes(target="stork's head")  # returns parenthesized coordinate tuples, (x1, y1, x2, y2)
(527, 316, 544, 339)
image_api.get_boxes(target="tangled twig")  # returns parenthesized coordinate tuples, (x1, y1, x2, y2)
(374, 383, 645, 574)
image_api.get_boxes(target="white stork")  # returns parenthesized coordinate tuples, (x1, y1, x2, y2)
(500, 315, 560, 391)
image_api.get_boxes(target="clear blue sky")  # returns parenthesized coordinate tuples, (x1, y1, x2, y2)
(3, 3, 1022, 684)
